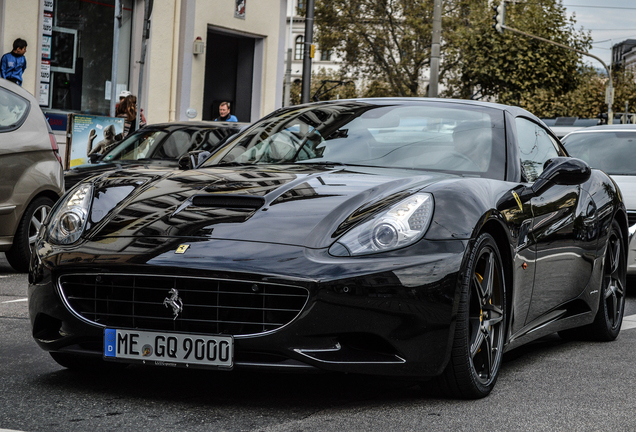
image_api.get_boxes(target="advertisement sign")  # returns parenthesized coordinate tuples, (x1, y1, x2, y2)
(41, 60, 51, 83)
(67, 114, 124, 169)
(39, 83, 50, 107)
(44, 111, 69, 132)
(43, 13, 53, 36)
(235, 0, 245, 19)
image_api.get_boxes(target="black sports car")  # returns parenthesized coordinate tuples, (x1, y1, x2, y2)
(29, 99, 627, 399)
(64, 121, 247, 190)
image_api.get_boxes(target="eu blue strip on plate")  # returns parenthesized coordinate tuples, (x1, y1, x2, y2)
(104, 328, 116, 357)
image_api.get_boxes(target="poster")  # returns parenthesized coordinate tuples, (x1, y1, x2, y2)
(235, 0, 245, 19)
(67, 114, 124, 169)
(43, 13, 53, 36)
(41, 60, 50, 83)
(39, 83, 50, 106)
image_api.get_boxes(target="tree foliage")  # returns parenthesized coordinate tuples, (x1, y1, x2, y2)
(289, 68, 358, 105)
(315, 0, 436, 97)
(441, 0, 592, 105)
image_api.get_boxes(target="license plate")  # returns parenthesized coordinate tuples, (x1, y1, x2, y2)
(103, 328, 233, 369)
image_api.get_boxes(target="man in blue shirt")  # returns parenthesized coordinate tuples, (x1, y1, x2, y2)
(1, 39, 28, 86)
(215, 101, 238, 122)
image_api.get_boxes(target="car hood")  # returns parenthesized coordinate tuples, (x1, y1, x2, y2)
(82, 165, 456, 249)
(610, 175, 636, 211)
(65, 160, 179, 189)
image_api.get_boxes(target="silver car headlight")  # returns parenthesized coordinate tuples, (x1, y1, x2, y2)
(48, 184, 93, 245)
(330, 193, 434, 256)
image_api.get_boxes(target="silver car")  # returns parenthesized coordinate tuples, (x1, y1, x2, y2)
(0, 79, 64, 272)
(562, 125, 636, 275)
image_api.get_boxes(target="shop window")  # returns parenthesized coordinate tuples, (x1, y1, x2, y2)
(44, 0, 133, 116)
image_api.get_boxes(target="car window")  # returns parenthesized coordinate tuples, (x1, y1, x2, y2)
(103, 130, 167, 161)
(515, 117, 560, 182)
(0, 87, 29, 130)
(155, 130, 192, 158)
(192, 128, 239, 153)
(563, 131, 636, 175)
(204, 103, 506, 179)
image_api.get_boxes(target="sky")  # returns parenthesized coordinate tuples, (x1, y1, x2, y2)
(562, 0, 636, 72)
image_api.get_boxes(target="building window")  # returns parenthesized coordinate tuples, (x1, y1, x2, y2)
(43, 0, 133, 115)
(320, 50, 332, 61)
(295, 36, 304, 60)
(297, 0, 305, 15)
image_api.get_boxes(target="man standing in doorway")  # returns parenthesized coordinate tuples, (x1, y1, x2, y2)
(215, 101, 237, 122)
(1, 39, 28, 86)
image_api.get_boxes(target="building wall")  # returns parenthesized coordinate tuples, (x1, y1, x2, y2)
(2, 0, 41, 98)
(1, 0, 286, 124)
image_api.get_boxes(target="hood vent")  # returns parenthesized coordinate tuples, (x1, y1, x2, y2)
(191, 194, 265, 210)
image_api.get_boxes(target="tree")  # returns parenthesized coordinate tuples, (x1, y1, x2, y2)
(289, 68, 358, 105)
(441, 0, 592, 106)
(315, 0, 438, 97)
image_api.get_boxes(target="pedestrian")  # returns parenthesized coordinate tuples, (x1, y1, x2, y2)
(1, 38, 28, 86)
(116, 90, 131, 112)
(215, 101, 237, 122)
(117, 95, 146, 137)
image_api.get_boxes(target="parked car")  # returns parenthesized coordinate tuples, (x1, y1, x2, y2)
(29, 98, 626, 399)
(0, 79, 64, 272)
(64, 121, 248, 189)
(562, 124, 636, 276)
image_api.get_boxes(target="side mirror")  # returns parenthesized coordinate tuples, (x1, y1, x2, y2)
(178, 150, 210, 170)
(532, 157, 591, 194)
(89, 153, 102, 164)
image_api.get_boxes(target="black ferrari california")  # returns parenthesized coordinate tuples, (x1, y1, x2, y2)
(28, 98, 627, 399)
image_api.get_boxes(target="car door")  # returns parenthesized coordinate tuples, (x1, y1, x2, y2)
(514, 117, 596, 326)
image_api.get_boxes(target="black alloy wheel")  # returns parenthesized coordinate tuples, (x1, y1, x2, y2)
(437, 233, 506, 399)
(6, 196, 55, 273)
(591, 219, 626, 341)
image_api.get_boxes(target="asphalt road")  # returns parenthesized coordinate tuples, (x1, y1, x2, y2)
(3, 253, 636, 432)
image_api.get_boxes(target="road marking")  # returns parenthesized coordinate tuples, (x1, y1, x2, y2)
(622, 314, 636, 331)
(1, 298, 27, 304)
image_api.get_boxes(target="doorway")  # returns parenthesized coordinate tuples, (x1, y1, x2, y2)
(203, 30, 255, 122)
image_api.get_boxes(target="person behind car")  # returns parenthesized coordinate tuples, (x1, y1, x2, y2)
(117, 95, 146, 137)
(215, 101, 237, 122)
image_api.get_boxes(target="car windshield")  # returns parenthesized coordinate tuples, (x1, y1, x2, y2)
(563, 131, 636, 175)
(103, 130, 168, 161)
(203, 101, 506, 178)
(102, 126, 238, 162)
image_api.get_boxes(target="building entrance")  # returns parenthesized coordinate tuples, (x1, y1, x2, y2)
(202, 30, 255, 122)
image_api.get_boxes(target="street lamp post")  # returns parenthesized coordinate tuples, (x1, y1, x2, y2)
(300, 0, 315, 104)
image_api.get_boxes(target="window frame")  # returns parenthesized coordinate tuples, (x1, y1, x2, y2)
(0, 87, 31, 133)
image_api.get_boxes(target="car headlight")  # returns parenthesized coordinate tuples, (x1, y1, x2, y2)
(48, 184, 93, 245)
(330, 192, 434, 256)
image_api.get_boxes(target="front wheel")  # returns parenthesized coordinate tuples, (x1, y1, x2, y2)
(590, 219, 626, 341)
(436, 233, 507, 399)
(6, 196, 54, 272)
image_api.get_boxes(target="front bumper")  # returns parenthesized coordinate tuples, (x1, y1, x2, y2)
(28, 236, 466, 378)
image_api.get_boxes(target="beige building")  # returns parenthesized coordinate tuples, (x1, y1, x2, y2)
(1, 0, 288, 155)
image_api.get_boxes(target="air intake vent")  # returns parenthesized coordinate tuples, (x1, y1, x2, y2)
(59, 274, 309, 336)
(191, 194, 265, 210)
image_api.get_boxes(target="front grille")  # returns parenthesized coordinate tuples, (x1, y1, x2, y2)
(628, 211, 636, 228)
(58, 274, 309, 336)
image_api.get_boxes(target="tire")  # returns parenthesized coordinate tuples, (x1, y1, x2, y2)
(588, 219, 626, 340)
(559, 219, 626, 342)
(50, 352, 128, 372)
(5, 196, 55, 273)
(436, 233, 507, 399)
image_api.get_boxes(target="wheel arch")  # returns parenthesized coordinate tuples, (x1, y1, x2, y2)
(613, 208, 629, 255)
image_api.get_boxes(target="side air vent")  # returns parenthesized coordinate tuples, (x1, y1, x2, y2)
(191, 194, 265, 210)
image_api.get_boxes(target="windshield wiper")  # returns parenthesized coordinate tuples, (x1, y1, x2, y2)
(295, 160, 346, 166)
(216, 161, 248, 167)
